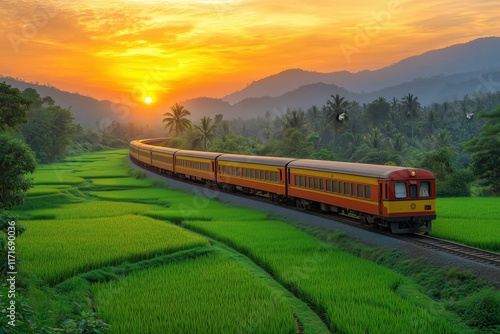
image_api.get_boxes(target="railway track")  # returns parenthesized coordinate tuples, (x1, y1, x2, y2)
(400, 234, 500, 269)
(131, 157, 500, 270)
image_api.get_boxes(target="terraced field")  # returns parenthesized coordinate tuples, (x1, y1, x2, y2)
(8, 149, 498, 334)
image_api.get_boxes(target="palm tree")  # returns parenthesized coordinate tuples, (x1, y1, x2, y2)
(326, 94, 350, 146)
(281, 109, 307, 133)
(363, 127, 385, 149)
(401, 93, 421, 144)
(326, 93, 350, 124)
(162, 103, 192, 136)
(193, 116, 216, 150)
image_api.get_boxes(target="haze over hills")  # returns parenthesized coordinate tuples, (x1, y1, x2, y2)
(2, 37, 500, 125)
(222, 37, 500, 104)
(184, 37, 500, 119)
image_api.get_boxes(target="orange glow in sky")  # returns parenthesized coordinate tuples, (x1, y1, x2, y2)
(0, 0, 498, 107)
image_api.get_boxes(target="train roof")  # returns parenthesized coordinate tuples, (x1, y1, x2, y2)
(175, 150, 223, 160)
(151, 146, 179, 155)
(288, 159, 435, 179)
(217, 154, 295, 167)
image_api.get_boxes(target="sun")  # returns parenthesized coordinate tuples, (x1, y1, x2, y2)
(144, 96, 153, 104)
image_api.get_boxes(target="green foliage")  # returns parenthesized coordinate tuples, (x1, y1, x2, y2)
(62, 308, 110, 334)
(0, 133, 37, 210)
(446, 289, 500, 333)
(436, 169, 474, 197)
(464, 106, 500, 195)
(21, 104, 75, 163)
(420, 147, 455, 180)
(0, 82, 31, 131)
(308, 148, 335, 161)
(209, 134, 257, 154)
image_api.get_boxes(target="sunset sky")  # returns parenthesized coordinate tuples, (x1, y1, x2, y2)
(1, 0, 498, 108)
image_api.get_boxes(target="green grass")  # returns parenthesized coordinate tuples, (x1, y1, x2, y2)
(32, 170, 85, 185)
(22, 201, 165, 220)
(432, 198, 500, 252)
(18, 215, 209, 285)
(185, 220, 456, 334)
(90, 177, 153, 188)
(92, 253, 298, 334)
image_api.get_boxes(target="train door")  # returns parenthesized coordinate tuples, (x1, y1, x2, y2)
(378, 182, 384, 215)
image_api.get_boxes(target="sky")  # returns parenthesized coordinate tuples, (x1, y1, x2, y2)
(0, 0, 498, 109)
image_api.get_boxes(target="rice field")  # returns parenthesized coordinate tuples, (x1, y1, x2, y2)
(431, 197, 500, 252)
(22, 201, 165, 220)
(90, 177, 153, 188)
(18, 214, 209, 284)
(92, 253, 297, 334)
(184, 220, 456, 334)
(14, 149, 492, 333)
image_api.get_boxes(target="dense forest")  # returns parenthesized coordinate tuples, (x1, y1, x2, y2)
(1, 81, 499, 208)
(162, 91, 500, 197)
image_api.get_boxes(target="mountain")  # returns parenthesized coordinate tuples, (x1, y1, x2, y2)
(222, 37, 500, 104)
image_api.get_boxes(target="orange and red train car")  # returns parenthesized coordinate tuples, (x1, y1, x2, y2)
(130, 139, 436, 234)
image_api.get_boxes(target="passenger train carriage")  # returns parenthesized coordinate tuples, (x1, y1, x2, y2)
(130, 139, 436, 234)
(287, 160, 435, 233)
(216, 154, 293, 197)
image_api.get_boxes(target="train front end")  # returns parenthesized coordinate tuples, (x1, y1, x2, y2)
(382, 169, 436, 234)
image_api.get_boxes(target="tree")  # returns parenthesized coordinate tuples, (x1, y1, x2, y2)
(0, 82, 31, 131)
(420, 147, 455, 181)
(326, 94, 350, 146)
(21, 105, 75, 162)
(326, 93, 349, 124)
(401, 93, 421, 143)
(281, 109, 307, 134)
(0, 134, 37, 210)
(464, 106, 500, 194)
(162, 103, 192, 136)
(365, 97, 391, 126)
(193, 116, 216, 151)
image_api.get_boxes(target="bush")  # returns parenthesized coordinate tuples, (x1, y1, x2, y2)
(436, 169, 474, 197)
(447, 289, 500, 333)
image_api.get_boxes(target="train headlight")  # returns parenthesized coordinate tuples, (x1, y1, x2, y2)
(410, 170, 416, 177)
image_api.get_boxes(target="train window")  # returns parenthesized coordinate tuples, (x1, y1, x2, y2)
(307, 177, 312, 189)
(410, 185, 417, 198)
(319, 179, 324, 191)
(344, 182, 350, 195)
(294, 175, 298, 186)
(395, 182, 407, 198)
(357, 184, 363, 198)
(260, 170, 265, 180)
(326, 180, 332, 191)
(420, 182, 430, 197)
(299, 176, 305, 187)
(250, 169, 255, 179)
(333, 181, 339, 193)
(364, 186, 371, 200)
(314, 178, 319, 190)
(351, 184, 356, 197)
(265, 171, 269, 181)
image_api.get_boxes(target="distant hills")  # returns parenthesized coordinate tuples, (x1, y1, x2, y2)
(2, 37, 500, 126)
(184, 37, 500, 118)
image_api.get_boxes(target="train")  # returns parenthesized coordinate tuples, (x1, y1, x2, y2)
(130, 138, 436, 234)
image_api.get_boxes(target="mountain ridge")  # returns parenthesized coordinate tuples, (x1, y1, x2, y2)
(222, 36, 500, 104)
